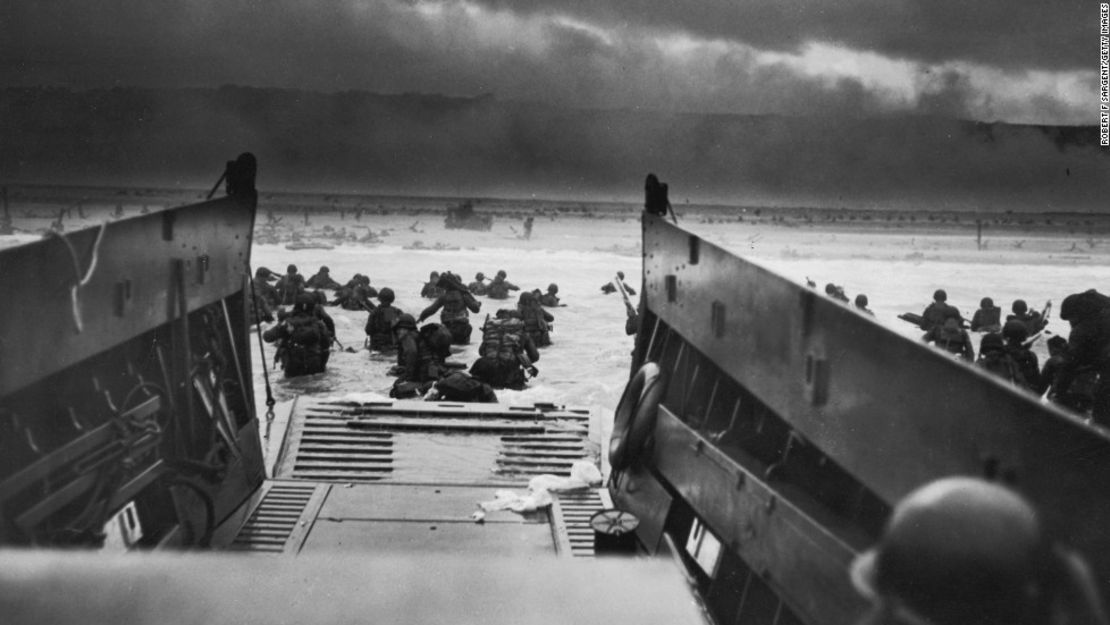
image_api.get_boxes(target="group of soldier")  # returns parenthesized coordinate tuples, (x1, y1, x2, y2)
(813, 275, 1110, 425)
(818, 280, 874, 315)
(253, 263, 564, 404)
(916, 287, 1110, 425)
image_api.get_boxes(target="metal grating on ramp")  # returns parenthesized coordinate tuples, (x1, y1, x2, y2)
(228, 482, 327, 553)
(289, 409, 395, 482)
(550, 488, 614, 558)
(278, 399, 596, 485)
(497, 433, 593, 478)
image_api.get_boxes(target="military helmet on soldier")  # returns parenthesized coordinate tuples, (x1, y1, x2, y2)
(392, 313, 417, 333)
(851, 477, 1049, 625)
(1002, 319, 1029, 343)
(980, 332, 1005, 354)
(294, 292, 316, 312)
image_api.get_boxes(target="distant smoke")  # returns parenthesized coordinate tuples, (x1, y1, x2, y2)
(0, 87, 1104, 211)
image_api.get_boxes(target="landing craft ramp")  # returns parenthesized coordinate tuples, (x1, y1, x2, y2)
(215, 398, 613, 558)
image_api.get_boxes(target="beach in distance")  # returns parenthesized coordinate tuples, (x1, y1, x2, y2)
(3, 184, 1109, 423)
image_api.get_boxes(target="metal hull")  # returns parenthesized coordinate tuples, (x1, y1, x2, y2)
(0, 189, 265, 548)
(612, 213, 1110, 625)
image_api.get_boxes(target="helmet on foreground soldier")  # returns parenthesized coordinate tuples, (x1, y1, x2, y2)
(933, 289, 947, 302)
(476, 272, 485, 280)
(293, 292, 316, 313)
(1060, 289, 1110, 324)
(1012, 299, 1028, 314)
(392, 313, 417, 333)
(378, 287, 395, 305)
(1002, 319, 1029, 343)
(548, 283, 558, 294)
(496, 270, 507, 279)
(436, 272, 466, 292)
(979, 332, 1005, 354)
(850, 477, 1106, 625)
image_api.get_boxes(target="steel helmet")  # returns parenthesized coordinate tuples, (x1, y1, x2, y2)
(979, 332, 1005, 354)
(377, 287, 395, 304)
(391, 313, 417, 332)
(293, 292, 316, 312)
(548, 283, 558, 294)
(1002, 320, 1029, 343)
(476, 272, 485, 280)
(851, 477, 1046, 625)
(933, 289, 947, 302)
(1012, 299, 1028, 314)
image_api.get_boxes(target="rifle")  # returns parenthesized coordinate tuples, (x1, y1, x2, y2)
(613, 274, 640, 336)
(1019, 301, 1053, 349)
(613, 274, 637, 318)
(1039, 300, 1052, 330)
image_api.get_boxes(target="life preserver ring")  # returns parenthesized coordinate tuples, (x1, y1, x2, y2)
(609, 362, 665, 470)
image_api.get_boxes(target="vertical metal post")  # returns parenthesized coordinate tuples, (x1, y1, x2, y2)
(221, 297, 252, 423)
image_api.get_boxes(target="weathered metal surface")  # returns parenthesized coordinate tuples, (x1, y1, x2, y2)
(278, 398, 595, 485)
(0, 196, 255, 397)
(549, 489, 613, 558)
(300, 481, 554, 556)
(225, 481, 328, 554)
(651, 406, 868, 625)
(640, 213, 1110, 578)
(610, 464, 673, 555)
(0, 177, 264, 549)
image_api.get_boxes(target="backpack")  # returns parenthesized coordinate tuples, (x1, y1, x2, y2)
(480, 317, 525, 364)
(368, 306, 400, 336)
(977, 351, 1025, 387)
(518, 308, 550, 347)
(435, 372, 497, 403)
(419, 323, 453, 359)
(288, 314, 324, 347)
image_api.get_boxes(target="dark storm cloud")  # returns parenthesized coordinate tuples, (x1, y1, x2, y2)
(0, 0, 1094, 124)
(470, 0, 1090, 71)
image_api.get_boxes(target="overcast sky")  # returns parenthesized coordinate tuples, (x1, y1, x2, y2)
(0, 0, 1098, 124)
